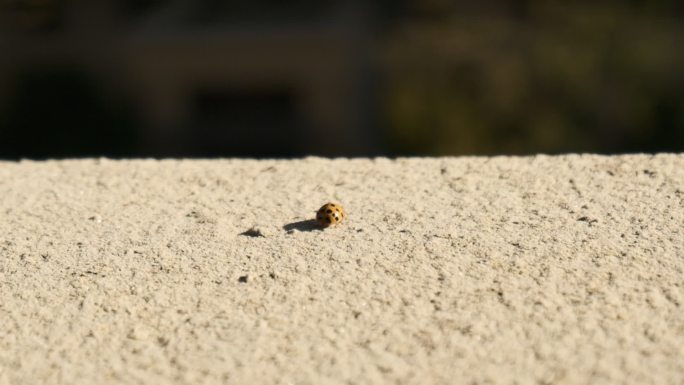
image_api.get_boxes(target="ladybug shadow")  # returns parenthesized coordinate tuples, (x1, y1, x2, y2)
(283, 219, 321, 232)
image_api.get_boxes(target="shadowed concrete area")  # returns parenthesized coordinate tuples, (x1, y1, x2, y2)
(0, 155, 682, 384)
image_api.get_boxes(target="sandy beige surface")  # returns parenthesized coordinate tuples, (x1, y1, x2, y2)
(0, 155, 683, 385)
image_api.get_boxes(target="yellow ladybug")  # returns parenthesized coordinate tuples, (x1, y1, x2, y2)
(316, 203, 345, 227)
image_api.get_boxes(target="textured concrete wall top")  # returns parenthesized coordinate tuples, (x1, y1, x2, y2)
(0, 155, 683, 385)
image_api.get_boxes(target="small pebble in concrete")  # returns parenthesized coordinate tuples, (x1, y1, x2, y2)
(240, 227, 264, 237)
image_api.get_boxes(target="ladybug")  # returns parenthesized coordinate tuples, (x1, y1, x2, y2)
(316, 203, 345, 227)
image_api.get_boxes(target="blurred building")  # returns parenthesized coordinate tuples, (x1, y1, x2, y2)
(0, 0, 378, 158)
(1, 1, 682, 158)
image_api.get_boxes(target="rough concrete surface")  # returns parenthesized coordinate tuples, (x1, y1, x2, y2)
(0, 155, 683, 385)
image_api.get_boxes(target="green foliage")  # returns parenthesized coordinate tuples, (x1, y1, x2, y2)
(379, 2, 684, 155)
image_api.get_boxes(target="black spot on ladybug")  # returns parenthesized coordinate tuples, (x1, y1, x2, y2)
(326, 209, 332, 214)
(326, 217, 331, 223)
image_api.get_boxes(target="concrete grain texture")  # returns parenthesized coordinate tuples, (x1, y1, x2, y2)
(0, 155, 683, 385)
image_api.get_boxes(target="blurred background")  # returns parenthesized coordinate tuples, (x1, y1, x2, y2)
(0, 0, 682, 159)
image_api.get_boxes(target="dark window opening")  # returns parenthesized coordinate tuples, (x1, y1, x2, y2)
(188, 88, 304, 158)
